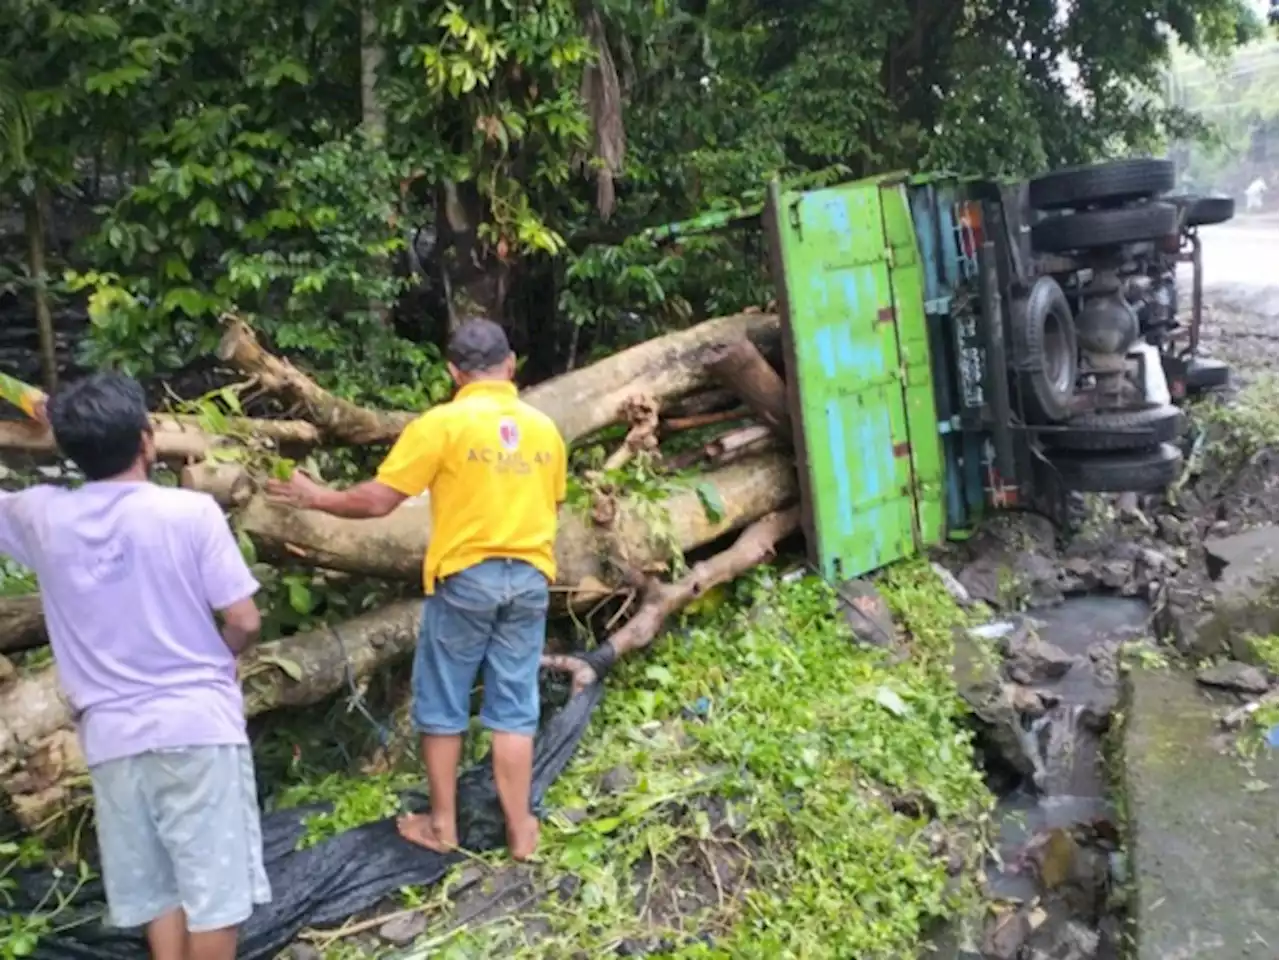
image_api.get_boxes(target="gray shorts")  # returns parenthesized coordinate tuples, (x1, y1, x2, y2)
(90, 744, 272, 932)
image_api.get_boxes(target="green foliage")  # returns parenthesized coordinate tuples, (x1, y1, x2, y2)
(0, 838, 95, 960)
(4, 0, 1268, 391)
(1244, 633, 1279, 670)
(1166, 40, 1278, 193)
(1187, 373, 1280, 468)
(397, 563, 990, 957)
(276, 772, 419, 850)
(70, 126, 451, 408)
(0, 557, 36, 597)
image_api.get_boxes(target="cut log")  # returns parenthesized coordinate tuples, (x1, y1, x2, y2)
(181, 462, 254, 508)
(218, 313, 780, 447)
(661, 407, 748, 432)
(665, 424, 779, 471)
(0, 415, 321, 462)
(236, 451, 799, 604)
(522, 312, 779, 447)
(702, 339, 792, 441)
(0, 595, 44, 654)
(706, 424, 773, 459)
(542, 507, 802, 693)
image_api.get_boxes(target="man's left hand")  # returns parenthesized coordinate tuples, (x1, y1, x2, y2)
(265, 469, 326, 510)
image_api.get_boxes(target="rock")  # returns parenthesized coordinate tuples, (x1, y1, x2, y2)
(1061, 556, 1097, 592)
(0, 654, 14, 685)
(1029, 919, 1101, 960)
(599, 765, 636, 795)
(982, 907, 1032, 960)
(1157, 526, 1279, 660)
(1007, 683, 1052, 715)
(1027, 827, 1077, 890)
(1204, 525, 1280, 585)
(378, 911, 427, 946)
(836, 579, 897, 647)
(281, 945, 321, 960)
(1196, 660, 1271, 695)
(955, 514, 1066, 609)
(1003, 625, 1077, 685)
(1097, 558, 1133, 591)
(953, 626, 1043, 777)
(931, 562, 972, 606)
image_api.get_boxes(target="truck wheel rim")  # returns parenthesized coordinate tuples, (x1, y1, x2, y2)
(1044, 311, 1074, 395)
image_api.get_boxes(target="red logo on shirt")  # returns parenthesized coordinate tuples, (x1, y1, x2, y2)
(498, 417, 520, 451)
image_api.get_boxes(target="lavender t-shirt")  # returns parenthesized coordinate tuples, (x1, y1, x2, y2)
(0, 481, 259, 767)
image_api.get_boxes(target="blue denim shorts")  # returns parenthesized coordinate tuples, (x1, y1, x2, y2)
(90, 745, 271, 932)
(413, 558, 549, 737)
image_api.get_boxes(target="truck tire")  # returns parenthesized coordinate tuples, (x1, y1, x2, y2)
(1031, 203, 1178, 254)
(1183, 195, 1235, 227)
(1011, 276, 1078, 423)
(1029, 158, 1174, 211)
(1043, 404, 1185, 452)
(1047, 443, 1183, 493)
(1186, 357, 1230, 392)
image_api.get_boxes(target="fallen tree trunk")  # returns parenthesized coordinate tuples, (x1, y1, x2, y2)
(218, 318, 418, 447)
(665, 388, 739, 418)
(0, 415, 321, 462)
(236, 451, 799, 603)
(219, 313, 780, 447)
(9, 452, 800, 655)
(0, 600, 424, 823)
(521, 312, 780, 446)
(0, 595, 44, 653)
(702, 339, 792, 441)
(0, 453, 797, 747)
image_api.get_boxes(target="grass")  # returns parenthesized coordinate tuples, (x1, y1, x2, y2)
(349, 561, 995, 959)
(1185, 372, 1280, 470)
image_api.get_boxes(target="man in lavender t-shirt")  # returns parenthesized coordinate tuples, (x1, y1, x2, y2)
(0, 373, 270, 960)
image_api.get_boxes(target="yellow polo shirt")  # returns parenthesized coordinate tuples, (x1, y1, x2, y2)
(375, 380, 567, 593)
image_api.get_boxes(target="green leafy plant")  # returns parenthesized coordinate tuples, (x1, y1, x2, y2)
(276, 772, 420, 850)
(0, 839, 95, 959)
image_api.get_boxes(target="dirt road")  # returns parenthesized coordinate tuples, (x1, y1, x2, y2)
(1187, 215, 1279, 388)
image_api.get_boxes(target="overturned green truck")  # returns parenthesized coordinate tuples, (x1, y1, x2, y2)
(750, 157, 1227, 582)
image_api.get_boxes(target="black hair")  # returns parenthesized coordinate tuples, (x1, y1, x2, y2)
(46, 372, 151, 480)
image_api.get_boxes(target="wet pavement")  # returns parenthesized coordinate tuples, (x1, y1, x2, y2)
(1124, 667, 1279, 960)
(1182, 216, 1280, 390)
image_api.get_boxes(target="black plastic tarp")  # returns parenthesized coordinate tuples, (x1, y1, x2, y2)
(7, 683, 602, 959)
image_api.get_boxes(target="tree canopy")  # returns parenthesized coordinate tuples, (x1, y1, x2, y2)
(0, 0, 1265, 395)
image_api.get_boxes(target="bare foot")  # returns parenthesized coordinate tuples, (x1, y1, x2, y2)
(507, 814, 540, 861)
(396, 812, 457, 853)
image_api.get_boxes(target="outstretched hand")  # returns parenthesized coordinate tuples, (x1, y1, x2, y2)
(264, 469, 325, 510)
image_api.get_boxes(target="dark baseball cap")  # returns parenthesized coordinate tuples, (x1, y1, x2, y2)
(447, 318, 512, 372)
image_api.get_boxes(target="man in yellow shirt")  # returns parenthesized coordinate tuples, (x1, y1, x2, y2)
(266, 319, 566, 861)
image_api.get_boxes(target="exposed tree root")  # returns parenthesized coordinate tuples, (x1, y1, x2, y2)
(543, 507, 802, 694)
